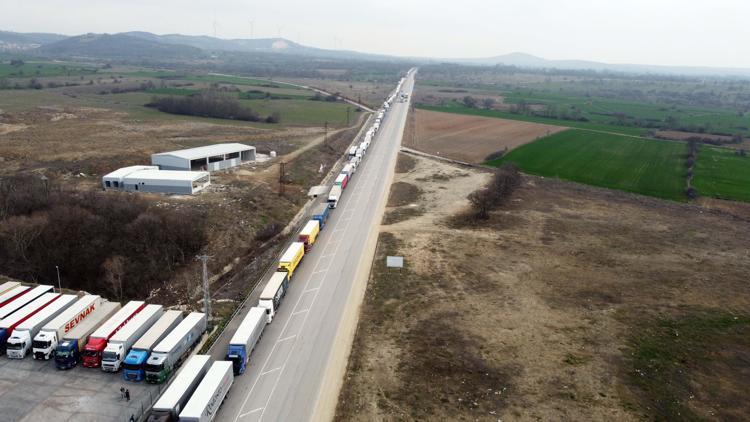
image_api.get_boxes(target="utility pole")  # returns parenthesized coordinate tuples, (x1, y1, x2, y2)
(196, 255, 212, 325)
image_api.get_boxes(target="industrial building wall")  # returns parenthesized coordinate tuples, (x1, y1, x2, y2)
(122, 183, 193, 195)
(151, 155, 189, 170)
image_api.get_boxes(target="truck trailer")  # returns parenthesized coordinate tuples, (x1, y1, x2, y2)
(0, 282, 20, 297)
(0, 285, 30, 310)
(226, 306, 266, 375)
(0, 285, 54, 320)
(101, 304, 163, 372)
(298, 220, 320, 252)
(334, 173, 348, 189)
(0, 292, 61, 353)
(6, 294, 77, 359)
(179, 360, 234, 422)
(311, 203, 330, 230)
(82, 300, 146, 368)
(327, 185, 342, 209)
(33, 295, 104, 360)
(123, 310, 183, 382)
(258, 272, 289, 323)
(147, 354, 211, 422)
(277, 242, 305, 279)
(145, 312, 207, 384)
(347, 145, 357, 158)
(55, 301, 121, 369)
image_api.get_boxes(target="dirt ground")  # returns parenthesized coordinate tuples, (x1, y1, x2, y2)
(278, 77, 396, 109)
(336, 153, 750, 421)
(404, 109, 565, 163)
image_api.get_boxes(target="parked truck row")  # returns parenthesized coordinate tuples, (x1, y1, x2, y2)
(141, 75, 410, 422)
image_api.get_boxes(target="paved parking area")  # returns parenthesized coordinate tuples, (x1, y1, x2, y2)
(0, 356, 164, 422)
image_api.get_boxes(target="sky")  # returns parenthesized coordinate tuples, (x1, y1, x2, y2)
(2, 0, 749, 68)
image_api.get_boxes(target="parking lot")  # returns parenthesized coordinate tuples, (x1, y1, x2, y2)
(0, 356, 164, 422)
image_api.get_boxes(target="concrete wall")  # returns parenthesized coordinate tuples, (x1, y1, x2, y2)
(122, 182, 193, 195)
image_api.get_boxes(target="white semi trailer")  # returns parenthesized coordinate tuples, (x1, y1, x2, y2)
(145, 312, 207, 384)
(32, 295, 103, 360)
(101, 304, 163, 372)
(6, 294, 77, 359)
(179, 360, 234, 422)
(147, 354, 211, 422)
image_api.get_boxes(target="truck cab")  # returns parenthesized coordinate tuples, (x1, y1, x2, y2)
(6, 331, 30, 359)
(54, 340, 80, 369)
(81, 338, 107, 368)
(101, 342, 126, 372)
(145, 354, 169, 384)
(122, 349, 149, 381)
(32, 331, 58, 360)
(226, 344, 247, 375)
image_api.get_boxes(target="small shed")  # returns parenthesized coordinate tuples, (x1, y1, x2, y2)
(151, 143, 256, 172)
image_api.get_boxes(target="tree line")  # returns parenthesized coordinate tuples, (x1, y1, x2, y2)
(147, 90, 281, 123)
(467, 164, 521, 219)
(0, 175, 207, 300)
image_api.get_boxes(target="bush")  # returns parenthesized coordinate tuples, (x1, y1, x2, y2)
(146, 90, 278, 123)
(467, 163, 521, 219)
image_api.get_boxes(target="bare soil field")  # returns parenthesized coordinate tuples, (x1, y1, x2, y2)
(336, 153, 750, 421)
(278, 77, 396, 109)
(404, 109, 566, 163)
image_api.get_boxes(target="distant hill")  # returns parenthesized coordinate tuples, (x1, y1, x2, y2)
(37, 33, 205, 60)
(0, 30, 68, 51)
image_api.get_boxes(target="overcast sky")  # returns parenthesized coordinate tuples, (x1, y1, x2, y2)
(2, 0, 748, 68)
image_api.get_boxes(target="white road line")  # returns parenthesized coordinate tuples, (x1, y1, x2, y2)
(291, 309, 309, 316)
(277, 334, 297, 343)
(260, 367, 281, 376)
(304, 287, 320, 293)
(238, 407, 264, 418)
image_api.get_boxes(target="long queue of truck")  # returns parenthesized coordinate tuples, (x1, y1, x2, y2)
(141, 77, 410, 422)
(0, 279, 209, 386)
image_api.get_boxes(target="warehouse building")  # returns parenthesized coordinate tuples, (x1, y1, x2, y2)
(102, 166, 210, 195)
(151, 143, 256, 172)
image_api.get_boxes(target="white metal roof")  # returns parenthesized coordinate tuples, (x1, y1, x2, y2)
(131, 310, 182, 351)
(109, 304, 162, 343)
(42, 295, 101, 332)
(300, 220, 319, 236)
(15, 294, 77, 332)
(90, 301, 144, 339)
(0, 282, 20, 296)
(279, 242, 304, 263)
(260, 272, 288, 299)
(229, 307, 266, 346)
(152, 354, 211, 410)
(125, 170, 209, 182)
(103, 166, 159, 179)
(152, 312, 205, 354)
(0, 293, 59, 329)
(153, 143, 255, 160)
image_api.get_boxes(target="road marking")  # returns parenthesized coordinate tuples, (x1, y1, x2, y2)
(320, 254, 335, 259)
(260, 367, 281, 376)
(291, 309, 309, 316)
(238, 407, 264, 418)
(277, 335, 296, 343)
(304, 287, 319, 293)
(311, 270, 327, 275)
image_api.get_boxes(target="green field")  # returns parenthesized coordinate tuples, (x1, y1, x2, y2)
(417, 103, 649, 136)
(238, 98, 354, 126)
(488, 129, 687, 201)
(693, 147, 750, 202)
(0, 61, 99, 78)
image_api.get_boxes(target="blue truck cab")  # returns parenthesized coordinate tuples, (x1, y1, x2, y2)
(0, 328, 11, 354)
(312, 204, 330, 230)
(54, 340, 80, 369)
(226, 344, 247, 375)
(122, 349, 149, 381)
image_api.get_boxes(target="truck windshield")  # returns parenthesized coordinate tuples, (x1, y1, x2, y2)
(6, 342, 23, 350)
(55, 350, 70, 358)
(81, 350, 98, 358)
(32, 340, 50, 349)
(122, 362, 141, 371)
(144, 363, 163, 373)
(102, 351, 118, 361)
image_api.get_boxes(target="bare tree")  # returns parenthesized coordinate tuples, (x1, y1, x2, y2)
(102, 255, 125, 302)
(0, 214, 47, 262)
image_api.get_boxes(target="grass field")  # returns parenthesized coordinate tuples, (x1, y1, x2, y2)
(488, 129, 687, 201)
(693, 147, 750, 202)
(238, 98, 355, 126)
(417, 103, 649, 136)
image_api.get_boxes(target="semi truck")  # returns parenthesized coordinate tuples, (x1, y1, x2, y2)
(0, 285, 53, 320)
(0, 285, 30, 309)
(327, 185, 342, 209)
(342, 163, 354, 178)
(0, 282, 20, 296)
(334, 173, 348, 189)
(277, 242, 305, 279)
(101, 304, 163, 372)
(32, 295, 103, 360)
(311, 203, 330, 230)
(179, 360, 234, 422)
(347, 145, 357, 158)
(145, 312, 207, 384)
(55, 301, 121, 369)
(226, 306, 266, 375)
(258, 271, 289, 323)
(147, 354, 211, 422)
(298, 220, 320, 252)
(82, 300, 146, 368)
(123, 310, 183, 382)
(6, 294, 77, 359)
(0, 292, 61, 353)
